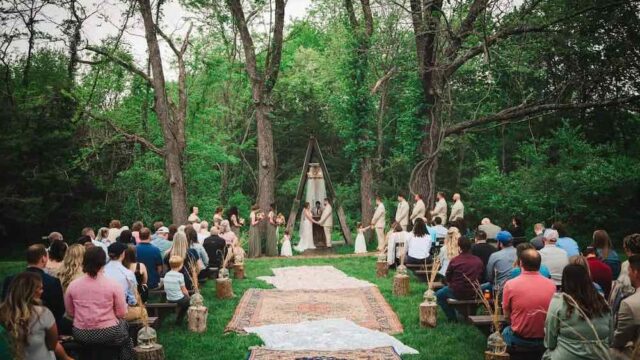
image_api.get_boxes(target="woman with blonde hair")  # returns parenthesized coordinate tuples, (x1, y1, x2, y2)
(0, 272, 72, 360)
(219, 220, 238, 246)
(57, 244, 85, 292)
(107, 220, 121, 243)
(164, 232, 199, 290)
(438, 227, 460, 276)
(94, 227, 109, 244)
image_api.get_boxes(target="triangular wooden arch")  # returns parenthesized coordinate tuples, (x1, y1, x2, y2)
(286, 136, 352, 244)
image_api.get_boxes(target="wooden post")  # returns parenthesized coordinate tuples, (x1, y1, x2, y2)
(419, 301, 437, 328)
(216, 278, 234, 299)
(484, 351, 510, 360)
(134, 344, 165, 360)
(233, 263, 245, 279)
(392, 274, 410, 296)
(376, 261, 388, 277)
(187, 305, 208, 333)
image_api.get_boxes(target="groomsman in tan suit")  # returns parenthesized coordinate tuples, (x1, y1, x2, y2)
(431, 191, 447, 224)
(410, 194, 426, 225)
(318, 198, 333, 248)
(371, 196, 386, 251)
(449, 193, 464, 222)
(395, 194, 410, 231)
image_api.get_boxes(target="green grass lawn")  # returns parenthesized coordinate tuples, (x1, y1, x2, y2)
(0, 252, 487, 359)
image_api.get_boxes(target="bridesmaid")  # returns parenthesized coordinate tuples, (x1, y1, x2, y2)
(248, 205, 262, 258)
(212, 207, 224, 227)
(266, 203, 278, 256)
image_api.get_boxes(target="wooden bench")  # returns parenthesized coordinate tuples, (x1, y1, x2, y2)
(468, 315, 507, 335)
(446, 298, 483, 321)
(431, 281, 444, 291)
(148, 288, 196, 300)
(61, 339, 121, 360)
(145, 302, 178, 324)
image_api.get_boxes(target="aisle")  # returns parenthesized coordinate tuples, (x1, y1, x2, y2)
(226, 265, 418, 359)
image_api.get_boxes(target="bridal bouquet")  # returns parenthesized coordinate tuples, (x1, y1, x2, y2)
(275, 213, 286, 226)
(238, 218, 245, 226)
(256, 211, 265, 221)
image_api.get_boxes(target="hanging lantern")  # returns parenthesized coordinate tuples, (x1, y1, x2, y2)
(487, 331, 507, 354)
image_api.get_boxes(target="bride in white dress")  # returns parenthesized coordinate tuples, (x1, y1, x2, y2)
(295, 202, 316, 252)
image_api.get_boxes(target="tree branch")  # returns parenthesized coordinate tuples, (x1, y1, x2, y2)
(264, 0, 285, 94)
(85, 45, 153, 86)
(88, 113, 164, 156)
(371, 66, 396, 94)
(226, 0, 260, 84)
(445, 95, 640, 136)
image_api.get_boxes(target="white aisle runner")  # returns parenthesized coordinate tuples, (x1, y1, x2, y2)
(256, 265, 374, 290)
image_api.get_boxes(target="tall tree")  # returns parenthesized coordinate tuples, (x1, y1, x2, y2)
(405, 0, 640, 206)
(226, 0, 285, 212)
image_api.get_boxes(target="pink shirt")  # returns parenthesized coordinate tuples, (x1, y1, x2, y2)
(502, 270, 556, 339)
(64, 273, 127, 330)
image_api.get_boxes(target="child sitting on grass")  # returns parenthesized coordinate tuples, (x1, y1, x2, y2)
(163, 255, 191, 324)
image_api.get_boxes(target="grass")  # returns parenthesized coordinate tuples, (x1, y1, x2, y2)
(0, 251, 487, 360)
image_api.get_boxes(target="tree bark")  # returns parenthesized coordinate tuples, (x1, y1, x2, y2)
(360, 156, 374, 229)
(255, 103, 276, 213)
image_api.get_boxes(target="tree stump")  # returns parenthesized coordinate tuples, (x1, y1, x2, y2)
(419, 301, 437, 328)
(187, 305, 208, 333)
(134, 344, 165, 360)
(233, 263, 245, 279)
(392, 274, 410, 296)
(484, 351, 510, 360)
(376, 261, 388, 277)
(216, 278, 234, 299)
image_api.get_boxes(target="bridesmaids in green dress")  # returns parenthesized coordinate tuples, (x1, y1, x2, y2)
(265, 203, 278, 256)
(248, 205, 263, 258)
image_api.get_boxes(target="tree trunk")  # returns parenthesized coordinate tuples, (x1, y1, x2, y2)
(360, 156, 374, 230)
(23, 21, 35, 86)
(255, 103, 276, 213)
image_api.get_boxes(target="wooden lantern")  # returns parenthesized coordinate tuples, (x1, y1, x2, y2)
(134, 326, 164, 360)
(484, 352, 510, 360)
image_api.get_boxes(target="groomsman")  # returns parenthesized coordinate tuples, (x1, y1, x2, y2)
(449, 193, 464, 222)
(395, 194, 410, 231)
(431, 192, 447, 224)
(371, 196, 386, 251)
(410, 194, 426, 224)
(318, 198, 333, 248)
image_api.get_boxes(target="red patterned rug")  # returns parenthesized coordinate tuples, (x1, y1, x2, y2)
(225, 287, 403, 334)
(247, 347, 401, 360)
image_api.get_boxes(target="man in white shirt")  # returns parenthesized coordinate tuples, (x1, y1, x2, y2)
(410, 194, 426, 225)
(478, 218, 501, 241)
(539, 229, 569, 286)
(395, 194, 410, 231)
(371, 196, 386, 251)
(449, 193, 464, 222)
(431, 192, 447, 224)
(188, 206, 200, 223)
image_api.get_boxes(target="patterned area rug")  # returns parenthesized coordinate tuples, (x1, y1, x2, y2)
(257, 266, 374, 290)
(247, 347, 402, 360)
(225, 287, 403, 334)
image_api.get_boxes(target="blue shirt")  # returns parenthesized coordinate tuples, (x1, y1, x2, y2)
(486, 246, 517, 290)
(151, 238, 172, 254)
(510, 265, 552, 279)
(136, 242, 163, 289)
(104, 260, 137, 305)
(557, 237, 579, 257)
(162, 270, 186, 302)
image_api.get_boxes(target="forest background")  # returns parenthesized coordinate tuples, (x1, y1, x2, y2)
(1, 0, 639, 253)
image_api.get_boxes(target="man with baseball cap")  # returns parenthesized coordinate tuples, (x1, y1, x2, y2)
(104, 242, 146, 320)
(151, 226, 172, 253)
(486, 230, 517, 292)
(539, 229, 569, 286)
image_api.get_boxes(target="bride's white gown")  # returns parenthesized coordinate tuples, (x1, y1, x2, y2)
(295, 210, 315, 252)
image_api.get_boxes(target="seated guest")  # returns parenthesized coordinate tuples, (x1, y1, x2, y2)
(471, 230, 496, 283)
(197, 221, 209, 243)
(544, 264, 611, 359)
(168, 224, 178, 241)
(164, 232, 200, 290)
(136, 227, 164, 290)
(478, 218, 501, 241)
(433, 217, 448, 239)
(436, 236, 484, 321)
(48, 231, 63, 243)
(610, 255, 640, 359)
(131, 221, 144, 244)
(1, 245, 65, 331)
(508, 216, 525, 238)
(616, 234, 640, 298)
(203, 227, 227, 269)
(539, 229, 569, 286)
(592, 230, 621, 279)
(81, 227, 95, 241)
(387, 223, 410, 266)
(117, 229, 135, 245)
(45, 240, 67, 277)
(584, 246, 613, 297)
(57, 244, 85, 293)
(486, 231, 517, 292)
(122, 245, 149, 303)
(510, 243, 551, 279)
(569, 255, 605, 295)
(530, 223, 545, 250)
(0, 272, 73, 360)
(152, 221, 164, 233)
(438, 227, 460, 276)
(94, 227, 109, 244)
(151, 226, 172, 253)
(163, 255, 191, 325)
(553, 222, 580, 257)
(404, 218, 432, 266)
(107, 219, 122, 243)
(219, 220, 238, 246)
(502, 248, 556, 348)
(104, 242, 145, 321)
(186, 226, 208, 280)
(64, 247, 134, 359)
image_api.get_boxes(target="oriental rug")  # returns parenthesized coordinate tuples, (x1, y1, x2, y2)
(225, 288, 403, 334)
(247, 347, 401, 360)
(257, 266, 374, 290)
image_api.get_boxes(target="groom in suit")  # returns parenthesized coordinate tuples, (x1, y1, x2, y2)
(318, 198, 333, 248)
(395, 194, 409, 231)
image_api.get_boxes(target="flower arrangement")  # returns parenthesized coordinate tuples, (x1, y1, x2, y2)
(255, 210, 265, 221)
(275, 213, 286, 226)
(238, 217, 245, 226)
